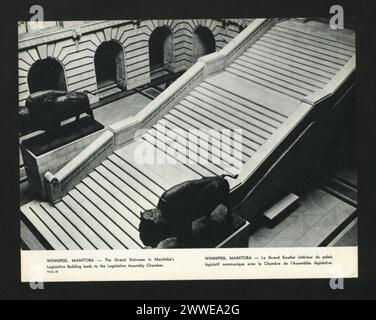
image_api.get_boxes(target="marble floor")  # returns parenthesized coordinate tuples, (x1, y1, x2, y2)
(93, 92, 151, 127)
(248, 187, 357, 248)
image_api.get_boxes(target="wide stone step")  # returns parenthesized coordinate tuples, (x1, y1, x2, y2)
(242, 50, 330, 85)
(185, 94, 272, 139)
(76, 179, 143, 248)
(126, 137, 206, 187)
(53, 199, 110, 249)
(268, 28, 355, 56)
(174, 102, 262, 153)
(113, 145, 170, 191)
(226, 66, 307, 100)
(43, 201, 102, 250)
(102, 158, 161, 205)
(189, 90, 276, 134)
(90, 169, 151, 214)
(194, 85, 282, 129)
(177, 100, 266, 146)
(61, 193, 127, 249)
(255, 39, 342, 71)
(262, 32, 351, 62)
(234, 56, 322, 92)
(200, 81, 287, 122)
(276, 20, 355, 49)
(230, 61, 316, 96)
(250, 43, 338, 77)
(205, 71, 300, 116)
(161, 115, 247, 166)
(22, 203, 68, 250)
(143, 129, 229, 177)
(151, 120, 243, 175)
(167, 108, 255, 158)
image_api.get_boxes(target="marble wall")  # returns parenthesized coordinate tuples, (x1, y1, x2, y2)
(18, 19, 252, 107)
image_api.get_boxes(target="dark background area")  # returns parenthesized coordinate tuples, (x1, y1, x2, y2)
(0, 0, 375, 300)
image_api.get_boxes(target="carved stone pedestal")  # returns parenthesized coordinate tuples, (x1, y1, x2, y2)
(21, 118, 105, 200)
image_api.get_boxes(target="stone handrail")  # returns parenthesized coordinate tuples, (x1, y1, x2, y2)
(42, 18, 277, 203)
(108, 61, 206, 147)
(221, 18, 278, 66)
(229, 55, 356, 204)
(109, 18, 275, 148)
(44, 131, 115, 203)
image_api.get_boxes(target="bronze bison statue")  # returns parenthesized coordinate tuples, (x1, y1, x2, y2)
(25, 90, 94, 136)
(139, 174, 238, 248)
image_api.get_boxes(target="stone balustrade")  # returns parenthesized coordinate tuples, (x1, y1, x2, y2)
(43, 18, 291, 203)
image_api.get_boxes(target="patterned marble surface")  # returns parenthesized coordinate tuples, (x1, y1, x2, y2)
(248, 188, 356, 248)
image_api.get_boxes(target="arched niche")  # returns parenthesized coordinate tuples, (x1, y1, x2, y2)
(192, 26, 216, 62)
(94, 40, 127, 90)
(149, 26, 174, 77)
(27, 57, 67, 93)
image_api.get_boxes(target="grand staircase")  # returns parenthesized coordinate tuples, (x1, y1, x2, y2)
(21, 19, 356, 250)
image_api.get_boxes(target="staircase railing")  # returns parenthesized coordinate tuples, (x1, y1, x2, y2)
(43, 18, 277, 204)
(44, 131, 115, 203)
(108, 18, 276, 148)
(230, 56, 356, 215)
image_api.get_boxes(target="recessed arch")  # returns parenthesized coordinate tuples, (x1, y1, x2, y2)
(94, 40, 127, 91)
(192, 25, 216, 62)
(27, 57, 67, 94)
(149, 26, 174, 78)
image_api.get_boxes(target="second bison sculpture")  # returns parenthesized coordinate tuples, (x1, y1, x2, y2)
(139, 174, 239, 248)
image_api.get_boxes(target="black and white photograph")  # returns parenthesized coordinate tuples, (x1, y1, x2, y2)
(18, 16, 357, 254)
